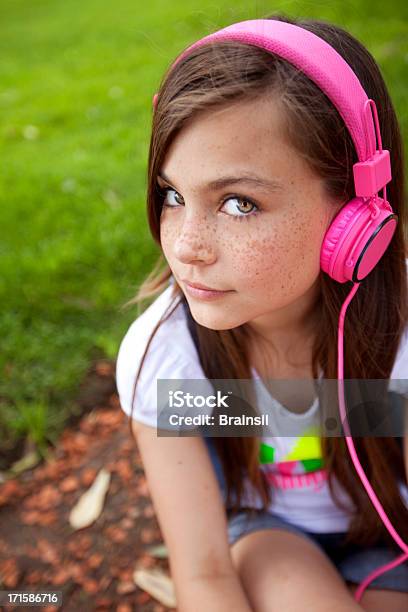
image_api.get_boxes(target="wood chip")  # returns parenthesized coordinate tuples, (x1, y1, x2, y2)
(133, 567, 176, 608)
(68, 468, 110, 530)
(145, 543, 168, 558)
(9, 450, 40, 475)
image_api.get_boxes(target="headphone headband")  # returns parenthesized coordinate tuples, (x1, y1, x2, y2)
(154, 19, 391, 198)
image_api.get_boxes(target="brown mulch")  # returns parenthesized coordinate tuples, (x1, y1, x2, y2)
(0, 361, 174, 612)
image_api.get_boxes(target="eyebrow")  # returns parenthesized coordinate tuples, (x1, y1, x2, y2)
(157, 170, 283, 192)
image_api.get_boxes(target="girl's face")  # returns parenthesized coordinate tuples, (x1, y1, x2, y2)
(159, 95, 339, 349)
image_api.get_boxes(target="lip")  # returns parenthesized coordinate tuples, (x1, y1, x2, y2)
(182, 279, 233, 300)
(183, 279, 227, 291)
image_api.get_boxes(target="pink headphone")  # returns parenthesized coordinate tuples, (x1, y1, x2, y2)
(151, 19, 406, 601)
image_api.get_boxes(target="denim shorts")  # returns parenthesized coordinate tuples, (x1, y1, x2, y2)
(202, 435, 408, 593)
(226, 508, 408, 593)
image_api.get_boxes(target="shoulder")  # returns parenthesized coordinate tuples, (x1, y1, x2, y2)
(389, 326, 408, 398)
(389, 257, 408, 396)
(115, 283, 204, 426)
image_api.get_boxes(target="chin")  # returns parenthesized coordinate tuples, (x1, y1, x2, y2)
(187, 305, 246, 331)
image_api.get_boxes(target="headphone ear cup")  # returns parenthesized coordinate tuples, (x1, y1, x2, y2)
(321, 197, 398, 283)
(321, 198, 360, 277)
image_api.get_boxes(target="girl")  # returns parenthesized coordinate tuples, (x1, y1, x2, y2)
(116, 12, 408, 612)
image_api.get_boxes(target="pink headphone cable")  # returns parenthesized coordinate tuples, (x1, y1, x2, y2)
(338, 282, 408, 602)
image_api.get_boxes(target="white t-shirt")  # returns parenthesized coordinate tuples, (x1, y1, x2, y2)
(116, 278, 408, 533)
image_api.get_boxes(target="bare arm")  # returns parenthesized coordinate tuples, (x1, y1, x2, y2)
(132, 421, 252, 612)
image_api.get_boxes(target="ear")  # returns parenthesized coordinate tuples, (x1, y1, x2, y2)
(152, 92, 158, 109)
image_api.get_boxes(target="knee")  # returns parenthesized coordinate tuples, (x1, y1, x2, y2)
(230, 529, 360, 612)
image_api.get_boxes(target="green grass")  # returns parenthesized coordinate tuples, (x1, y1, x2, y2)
(1, 0, 407, 463)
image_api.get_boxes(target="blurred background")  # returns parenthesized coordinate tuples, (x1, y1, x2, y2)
(0, 0, 407, 609)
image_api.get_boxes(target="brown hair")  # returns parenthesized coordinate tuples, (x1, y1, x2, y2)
(123, 12, 408, 548)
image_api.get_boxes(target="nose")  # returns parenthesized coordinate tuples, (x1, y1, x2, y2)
(173, 213, 216, 265)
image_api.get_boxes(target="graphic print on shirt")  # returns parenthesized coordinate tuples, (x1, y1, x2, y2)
(259, 425, 328, 491)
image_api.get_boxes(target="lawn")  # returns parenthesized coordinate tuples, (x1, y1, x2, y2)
(1, 0, 407, 464)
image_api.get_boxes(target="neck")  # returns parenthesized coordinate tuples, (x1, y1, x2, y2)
(246, 281, 320, 369)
